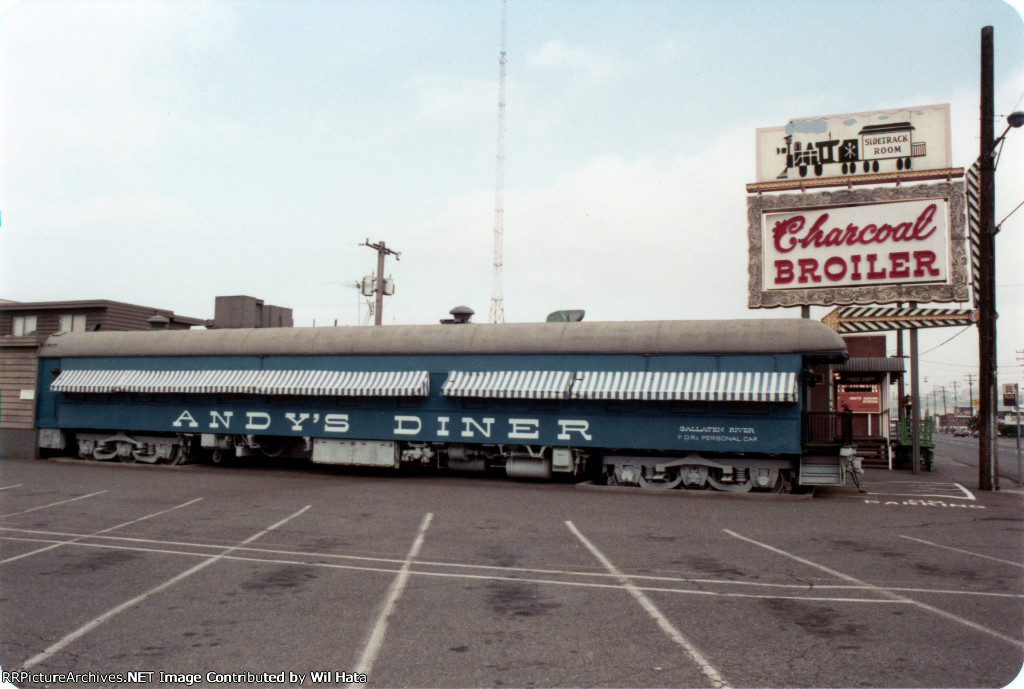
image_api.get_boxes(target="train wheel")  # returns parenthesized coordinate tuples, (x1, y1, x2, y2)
(93, 447, 118, 461)
(706, 469, 752, 492)
(164, 445, 186, 465)
(637, 468, 683, 490)
(759, 470, 791, 493)
(604, 469, 619, 486)
(131, 448, 154, 462)
(210, 449, 230, 465)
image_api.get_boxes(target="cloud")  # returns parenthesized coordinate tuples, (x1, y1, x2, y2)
(526, 39, 624, 84)
(378, 123, 755, 326)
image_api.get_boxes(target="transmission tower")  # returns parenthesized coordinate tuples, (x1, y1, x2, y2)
(488, 0, 507, 324)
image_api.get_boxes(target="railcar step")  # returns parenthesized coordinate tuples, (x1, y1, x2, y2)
(798, 458, 843, 486)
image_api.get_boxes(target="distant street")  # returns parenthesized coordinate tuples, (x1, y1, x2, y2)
(933, 431, 1024, 488)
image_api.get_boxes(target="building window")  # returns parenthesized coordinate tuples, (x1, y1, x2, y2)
(58, 314, 86, 333)
(12, 315, 38, 336)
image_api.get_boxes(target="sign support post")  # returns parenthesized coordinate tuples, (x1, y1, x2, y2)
(1017, 394, 1021, 487)
(909, 306, 920, 474)
(1010, 383, 1023, 486)
(978, 27, 997, 490)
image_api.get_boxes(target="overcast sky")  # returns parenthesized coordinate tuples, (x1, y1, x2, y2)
(1, 0, 1023, 408)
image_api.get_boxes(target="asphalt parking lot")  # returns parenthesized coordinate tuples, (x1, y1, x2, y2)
(1, 454, 1022, 689)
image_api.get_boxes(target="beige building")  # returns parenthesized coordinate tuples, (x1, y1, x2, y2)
(0, 300, 205, 458)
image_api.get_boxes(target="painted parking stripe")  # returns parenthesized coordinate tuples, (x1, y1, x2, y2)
(0, 490, 107, 518)
(0, 498, 202, 565)
(899, 535, 1024, 568)
(347, 513, 433, 686)
(724, 529, 1024, 650)
(4, 526, 1021, 602)
(19, 505, 311, 670)
(567, 520, 729, 689)
(863, 481, 976, 501)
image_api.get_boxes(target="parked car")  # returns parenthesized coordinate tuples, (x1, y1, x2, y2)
(954, 427, 971, 437)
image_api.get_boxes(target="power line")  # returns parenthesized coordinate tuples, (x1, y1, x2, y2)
(918, 325, 972, 355)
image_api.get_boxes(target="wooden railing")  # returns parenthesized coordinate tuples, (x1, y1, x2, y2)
(804, 412, 853, 445)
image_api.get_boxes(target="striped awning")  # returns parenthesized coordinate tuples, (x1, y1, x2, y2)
(570, 371, 799, 403)
(114, 370, 263, 394)
(50, 369, 429, 397)
(833, 357, 905, 373)
(441, 370, 574, 399)
(255, 370, 430, 396)
(50, 369, 128, 394)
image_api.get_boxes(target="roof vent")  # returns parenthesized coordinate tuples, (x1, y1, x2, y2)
(440, 306, 475, 324)
(546, 309, 585, 322)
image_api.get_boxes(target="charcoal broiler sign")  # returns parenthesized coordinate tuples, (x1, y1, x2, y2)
(747, 104, 967, 309)
(748, 183, 968, 307)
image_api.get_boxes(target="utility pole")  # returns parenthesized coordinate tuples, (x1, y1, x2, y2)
(978, 26, 997, 490)
(361, 239, 400, 326)
(965, 373, 976, 418)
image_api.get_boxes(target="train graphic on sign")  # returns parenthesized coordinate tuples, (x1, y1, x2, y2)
(775, 121, 926, 178)
(755, 104, 952, 183)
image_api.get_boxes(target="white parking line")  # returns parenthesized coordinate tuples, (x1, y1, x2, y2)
(19, 505, 311, 670)
(1, 498, 203, 565)
(724, 529, 1024, 650)
(567, 520, 729, 689)
(898, 535, 1024, 568)
(863, 481, 976, 501)
(954, 482, 976, 500)
(0, 490, 107, 518)
(0, 484, 24, 491)
(348, 513, 432, 685)
(5, 526, 1021, 602)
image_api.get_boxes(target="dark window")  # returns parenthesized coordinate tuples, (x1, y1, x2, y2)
(727, 402, 771, 415)
(669, 401, 709, 414)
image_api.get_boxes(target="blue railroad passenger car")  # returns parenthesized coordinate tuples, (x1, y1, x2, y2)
(34, 318, 852, 492)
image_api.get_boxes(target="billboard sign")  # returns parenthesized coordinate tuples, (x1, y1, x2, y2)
(756, 104, 951, 184)
(748, 182, 968, 308)
(1004, 383, 1020, 408)
(838, 383, 883, 414)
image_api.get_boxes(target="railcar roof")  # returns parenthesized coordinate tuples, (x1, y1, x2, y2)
(40, 319, 846, 359)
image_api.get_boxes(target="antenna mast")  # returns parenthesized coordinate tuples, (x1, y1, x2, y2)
(489, 0, 507, 324)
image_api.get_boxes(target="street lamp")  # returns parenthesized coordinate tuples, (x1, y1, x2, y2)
(992, 110, 1024, 173)
(997, 110, 1024, 139)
